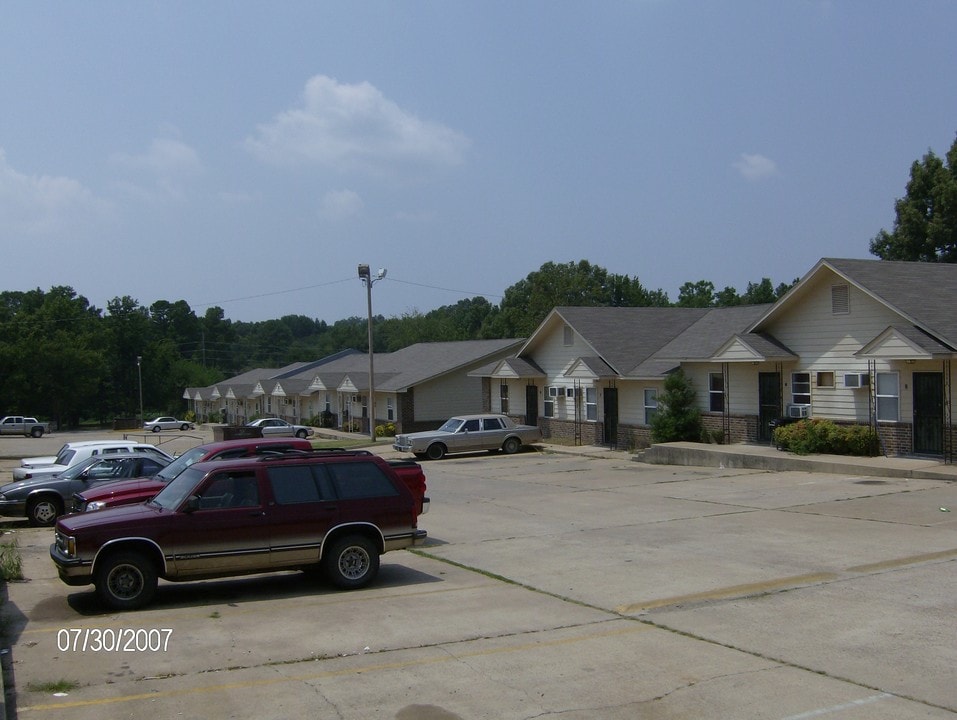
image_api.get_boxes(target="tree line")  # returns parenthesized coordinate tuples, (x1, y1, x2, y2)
(2, 133, 954, 428)
(0, 263, 795, 428)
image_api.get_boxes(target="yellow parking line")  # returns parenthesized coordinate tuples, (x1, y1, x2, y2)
(618, 547, 957, 615)
(19, 623, 649, 713)
(616, 573, 839, 614)
(846, 547, 957, 573)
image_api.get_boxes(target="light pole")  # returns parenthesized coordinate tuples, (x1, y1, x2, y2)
(358, 264, 386, 441)
(136, 355, 144, 426)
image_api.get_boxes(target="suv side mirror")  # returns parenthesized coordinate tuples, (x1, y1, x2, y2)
(184, 495, 201, 513)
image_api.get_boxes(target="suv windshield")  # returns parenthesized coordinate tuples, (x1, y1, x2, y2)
(153, 446, 208, 483)
(150, 466, 206, 510)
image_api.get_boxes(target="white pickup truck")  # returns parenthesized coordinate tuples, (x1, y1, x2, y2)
(0, 416, 51, 438)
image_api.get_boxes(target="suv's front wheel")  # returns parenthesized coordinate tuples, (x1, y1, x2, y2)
(324, 535, 380, 589)
(95, 551, 158, 610)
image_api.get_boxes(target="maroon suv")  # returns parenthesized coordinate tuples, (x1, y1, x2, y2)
(73, 437, 314, 512)
(51, 450, 428, 610)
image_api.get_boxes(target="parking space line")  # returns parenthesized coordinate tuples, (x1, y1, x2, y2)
(616, 573, 838, 614)
(778, 692, 893, 719)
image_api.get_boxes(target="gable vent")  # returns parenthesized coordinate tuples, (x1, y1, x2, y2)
(831, 284, 850, 314)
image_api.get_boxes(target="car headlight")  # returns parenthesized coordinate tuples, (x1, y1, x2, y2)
(55, 531, 76, 557)
(85, 501, 107, 512)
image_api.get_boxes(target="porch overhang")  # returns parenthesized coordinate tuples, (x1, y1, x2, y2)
(856, 325, 957, 361)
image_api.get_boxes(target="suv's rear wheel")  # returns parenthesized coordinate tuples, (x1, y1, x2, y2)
(30, 427, 43, 438)
(27, 496, 62, 527)
(95, 551, 158, 611)
(324, 535, 380, 589)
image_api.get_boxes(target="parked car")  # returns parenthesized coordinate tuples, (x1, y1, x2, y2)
(0, 416, 50, 438)
(12, 442, 174, 482)
(74, 437, 315, 512)
(51, 450, 428, 610)
(393, 414, 542, 460)
(246, 417, 315, 439)
(0, 452, 172, 526)
(144, 417, 194, 432)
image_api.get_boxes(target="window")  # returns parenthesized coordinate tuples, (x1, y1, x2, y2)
(268, 465, 324, 504)
(563, 324, 573, 346)
(791, 372, 811, 405)
(328, 462, 399, 499)
(500, 383, 509, 414)
(644, 389, 658, 425)
(324, 393, 331, 413)
(483, 417, 504, 431)
(876, 372, 899, 422)
(816, 371, 834, 388)
(585, 387, 597, 421)
(544, 395, 555, 418)
(387, 397, 394, 421)
(709, 373, 724, 412)
(462, 419, 480, 432)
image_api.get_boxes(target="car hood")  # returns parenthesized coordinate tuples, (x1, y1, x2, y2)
(398, 430, 454, 441)
(0, 478, 62, 496)
(77, 477, 164, 501)
(57, 501, 165, 532)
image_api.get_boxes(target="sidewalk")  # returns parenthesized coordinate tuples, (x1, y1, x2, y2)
(284, 429, 957, 482)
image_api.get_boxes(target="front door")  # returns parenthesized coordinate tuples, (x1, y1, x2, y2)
(525, 385, 539, 426)
(913, 372, 943, 455)
(603, 388, 619, 447)
(758, 372, 782, 442)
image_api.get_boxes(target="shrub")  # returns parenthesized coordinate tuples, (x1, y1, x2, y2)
(650, 369, 702, 443)
(0, 536, 23, 581)
(375, 422, 396, 438)
(773, 419, 880, 456)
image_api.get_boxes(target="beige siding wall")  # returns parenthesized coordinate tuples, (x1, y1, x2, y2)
(414, 373, 487, 421)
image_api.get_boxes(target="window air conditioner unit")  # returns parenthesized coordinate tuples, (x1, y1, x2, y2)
(547, 386, 560, 398)
(787, 404, 810, 418)
(844, 373, 870, 389)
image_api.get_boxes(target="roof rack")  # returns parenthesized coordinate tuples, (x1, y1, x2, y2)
(255, 449, 373, 463)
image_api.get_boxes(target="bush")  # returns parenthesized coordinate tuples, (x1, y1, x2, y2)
(650, 369, 702, 443)
(0, 535, 23, 581)
(773, 419, 880, 456)
(375, 422, 396, 438)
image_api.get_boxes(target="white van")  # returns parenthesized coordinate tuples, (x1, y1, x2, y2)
(12, 442, 173, 481)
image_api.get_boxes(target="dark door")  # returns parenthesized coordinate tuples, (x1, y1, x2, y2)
(758, 372, 781, 442)
(525, 385, 539, 426)
(913, 372, 943, 455)
(603, 388, 619, 447)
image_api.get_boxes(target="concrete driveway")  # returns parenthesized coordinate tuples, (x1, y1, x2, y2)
(1, 434, 956, 718)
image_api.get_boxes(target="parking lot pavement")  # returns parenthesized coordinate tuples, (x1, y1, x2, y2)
(2, 445, 956, 718)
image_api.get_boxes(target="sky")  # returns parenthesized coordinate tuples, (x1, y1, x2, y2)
(1, 1, 956, 324)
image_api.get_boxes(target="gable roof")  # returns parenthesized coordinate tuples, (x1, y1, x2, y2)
(531, 307, 711, 375)
(192, 339, 524, 398)
(751, 258, 957, 348)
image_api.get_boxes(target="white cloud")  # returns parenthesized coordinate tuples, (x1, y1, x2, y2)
(110, 134, 203, 201)
(733, 153, 779, 181)
(319, 189, 363, 219)
(0, 147, 110, 237)
(245, 75, 470, 176)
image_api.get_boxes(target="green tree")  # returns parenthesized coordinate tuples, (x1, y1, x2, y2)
(869, 134, 957, 261)
(677, 280, 715, 307)
(480, 260, 667, 338)
(650, 369, 702, 442)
